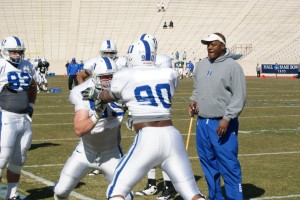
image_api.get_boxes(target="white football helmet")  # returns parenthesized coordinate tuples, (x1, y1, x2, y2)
(127, 40, 156, 67)
(99, 40, 118, 59)
(92, 57, 117, 89)
(156, 54, 172, 68)
(0, 36, 26, 64)
(138, 34, 158, 50)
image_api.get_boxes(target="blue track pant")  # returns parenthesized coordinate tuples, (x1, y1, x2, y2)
(196, 117, 243, 200)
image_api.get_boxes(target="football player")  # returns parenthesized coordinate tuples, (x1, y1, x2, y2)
(77, 40, 127, 84)
(134, 35, 178, 200)
(37, 58, 50, 92)
(53, 57, 133, 200)
(81, 40, 206, 200)
(0, 36, 37, 200)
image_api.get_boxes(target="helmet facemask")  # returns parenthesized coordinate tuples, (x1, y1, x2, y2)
(93, 74, 113, 90)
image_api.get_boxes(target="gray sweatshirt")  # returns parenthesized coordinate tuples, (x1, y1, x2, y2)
(190, 50, 246, 121)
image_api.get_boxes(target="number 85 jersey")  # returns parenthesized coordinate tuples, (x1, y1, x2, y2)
(110, 65, 178, 122)
(0, 58, 35, 92)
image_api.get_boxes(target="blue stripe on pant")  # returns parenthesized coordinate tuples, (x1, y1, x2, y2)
(196, 117, 243, 200)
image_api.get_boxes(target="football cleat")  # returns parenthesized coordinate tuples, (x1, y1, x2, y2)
(156, 186, 177, 200)
(135, 184, 157, 196)
(8, 196, 22, 200)
(88, 169, 101, 176)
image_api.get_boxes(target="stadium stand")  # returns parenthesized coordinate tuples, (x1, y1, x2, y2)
(0, 0, 299, 76)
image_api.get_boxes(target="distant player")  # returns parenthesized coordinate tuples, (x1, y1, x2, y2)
(81, 40, 206, 200)
(0, 36, 37, 200)
(77, 40, 127, 84)
(37, 57, 50, 92)
(53, 57, 133, 200)
(186, 61, 194, 78)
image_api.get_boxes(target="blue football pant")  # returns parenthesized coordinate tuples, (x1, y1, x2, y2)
(196, 118, 243, 200)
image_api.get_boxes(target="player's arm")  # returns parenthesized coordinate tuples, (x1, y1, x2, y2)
(76, 70, 89, 84)
(74, 109, 97, 137)
(28, 79, 37, 118)
(28, 79, 37, 104)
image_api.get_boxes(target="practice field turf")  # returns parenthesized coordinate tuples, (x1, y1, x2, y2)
(1, 76, 299, 200)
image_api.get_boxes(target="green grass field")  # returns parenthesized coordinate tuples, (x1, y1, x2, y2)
(1, 76, 300, 200)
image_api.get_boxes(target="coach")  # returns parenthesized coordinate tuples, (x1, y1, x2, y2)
(188, 33, 246, 200)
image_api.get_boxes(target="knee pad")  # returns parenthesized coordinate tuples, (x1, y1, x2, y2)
(53, 193, 68, 200)
(54, 182, 71, 199)
(7, 163, 22, 174)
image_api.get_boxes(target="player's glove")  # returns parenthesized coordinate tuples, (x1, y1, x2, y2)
(91, 100, 107, 123)
(81, 87, 102, 101)
(126, 114, 134, 132)
(28, 103, 34, 118)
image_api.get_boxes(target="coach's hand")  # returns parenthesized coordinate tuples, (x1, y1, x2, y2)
(81, 87, 101, 101)
(189, 100, 199, 117)
(216, 119, 229, 137)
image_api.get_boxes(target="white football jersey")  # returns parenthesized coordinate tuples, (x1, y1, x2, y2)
(0, 59, 36, 92)
(110, 65, 178, 122)
(69, 79, 125, 152)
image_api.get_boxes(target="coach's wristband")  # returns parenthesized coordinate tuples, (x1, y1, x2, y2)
(90, 115, 98, 124)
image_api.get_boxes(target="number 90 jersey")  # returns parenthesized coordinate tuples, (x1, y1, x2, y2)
(0, 59, 35, 92)
(110, 65, 178, 123)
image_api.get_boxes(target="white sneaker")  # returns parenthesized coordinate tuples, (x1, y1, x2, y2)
(88, 169, 100, 176)
(135, 184, 157, 196)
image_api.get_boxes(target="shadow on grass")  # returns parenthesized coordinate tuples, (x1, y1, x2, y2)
(29, 143, 60, 151)
(219, 183, 265, 199)
(24, 182, 86, 199)
(173, 182, 264, 200)
(24, 186, 54, 199)
(242, 183, 265, 199)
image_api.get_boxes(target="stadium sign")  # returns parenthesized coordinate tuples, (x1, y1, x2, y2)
(261, 64, 299, 74)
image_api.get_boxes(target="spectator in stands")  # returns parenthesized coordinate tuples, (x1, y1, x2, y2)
(189, 32, 246, 200)
(157, 2, 161, 12)
(161, 2, 165, 12)
(67, 58, 80, 90)
(182, 51, 187, 61)
(169, 21, 173, 28)
(256, 63, 261, 78)
(163, 22, 168, 29)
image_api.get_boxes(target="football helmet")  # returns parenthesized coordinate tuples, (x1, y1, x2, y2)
(0, 36, 26, 64)
(99, 40, 118, 59)
(139, 34, 158, 50)
(127, 40, 156, 67)
(92, 57, 117, 89)
(156, 54, 172, 68)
